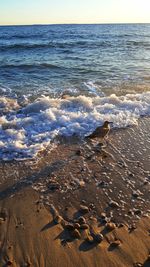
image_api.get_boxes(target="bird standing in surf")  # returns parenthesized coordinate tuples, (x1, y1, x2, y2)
(85, 121, 112, 140)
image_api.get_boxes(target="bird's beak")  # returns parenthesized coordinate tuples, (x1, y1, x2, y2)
(109, 122, 113, 125)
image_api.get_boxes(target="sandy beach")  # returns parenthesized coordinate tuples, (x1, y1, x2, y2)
(0, 117, 150, 266)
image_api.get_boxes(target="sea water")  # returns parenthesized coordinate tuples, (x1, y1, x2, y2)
(0, 24, 150, 160)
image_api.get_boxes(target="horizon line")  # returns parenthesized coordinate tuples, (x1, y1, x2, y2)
(0, 22, 150, 27)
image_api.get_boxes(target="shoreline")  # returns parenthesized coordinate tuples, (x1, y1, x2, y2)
(0, 117, 150, 266)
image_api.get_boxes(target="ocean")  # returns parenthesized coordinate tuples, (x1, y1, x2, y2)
(0, 24, 150, 160)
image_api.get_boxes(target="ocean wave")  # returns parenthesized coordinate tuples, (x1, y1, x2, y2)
(2, 39, 149, 53)
(0, 63, 95, 72)
(0, 40, 113, 52)
(11, 34, 44, 39)
(0, 63, 62, 70)
(0, 92, 150, 160)
(0, 42, 55, 51)
(126, 40, 150, 49)
(0, 34, 44, 40)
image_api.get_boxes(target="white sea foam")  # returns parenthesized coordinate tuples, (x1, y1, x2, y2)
(0, 97, 19, 113)
(84, 81, 104, 96)
(0, 92, 150, 160)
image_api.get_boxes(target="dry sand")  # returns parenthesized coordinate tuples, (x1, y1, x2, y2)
(0, 118, 150, 267)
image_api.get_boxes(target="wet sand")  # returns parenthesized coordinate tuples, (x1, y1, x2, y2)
(0, 117, 150, 267)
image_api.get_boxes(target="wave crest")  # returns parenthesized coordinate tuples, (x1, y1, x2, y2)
(0, 92, 150, 160)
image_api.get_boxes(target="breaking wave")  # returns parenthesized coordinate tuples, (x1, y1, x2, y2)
(0, 91, 150, 160)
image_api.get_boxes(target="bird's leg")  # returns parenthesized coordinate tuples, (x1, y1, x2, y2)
(104, 134, 110, 145)
(92, 139, 104, 153)
(105, 134, 109, 139)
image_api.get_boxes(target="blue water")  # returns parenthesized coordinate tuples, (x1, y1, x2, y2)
(0, 24, 150, 160)
(0, 24, 150, 97)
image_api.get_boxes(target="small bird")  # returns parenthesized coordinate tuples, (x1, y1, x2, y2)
(85, 121, 112, 140)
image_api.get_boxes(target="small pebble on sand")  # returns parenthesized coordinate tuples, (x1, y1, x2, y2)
(54, 215, 63, 224)
(71, 229, 81, 239)
(110, 239, 121, 247)
(74, 223, 81, 229)
(106, 222, 116, 231)
(80, 223, 89, 230)
(109, 200, 120, 208)
(93, 233, 104, 243)
(79, 205, 89, 214)
(78, 216, 86, 224)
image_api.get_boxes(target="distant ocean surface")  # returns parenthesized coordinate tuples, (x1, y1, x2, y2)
(0, 24, 150, 160)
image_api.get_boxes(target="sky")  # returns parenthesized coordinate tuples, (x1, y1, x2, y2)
(0, 0, 150, 25)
